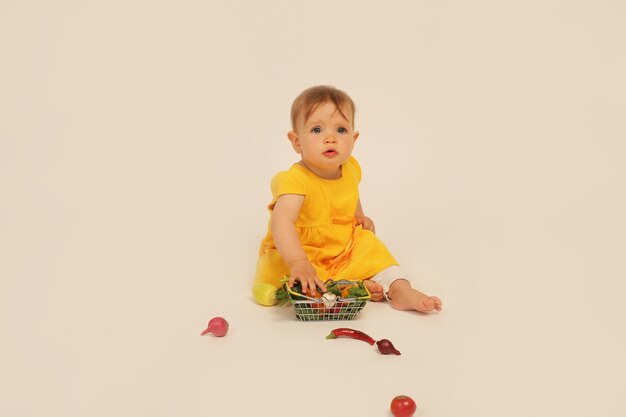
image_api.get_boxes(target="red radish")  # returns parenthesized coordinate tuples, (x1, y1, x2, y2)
(376, 338, 401, 355)
(390, 395, 417, 417)
(200, 317, 229, 337)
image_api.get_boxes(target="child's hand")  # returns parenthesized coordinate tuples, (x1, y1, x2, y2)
(288, 259, 327, 296)
(355, 214, 376, 233)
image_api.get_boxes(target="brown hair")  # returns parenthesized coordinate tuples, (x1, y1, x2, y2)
(290, 85, 356, 130)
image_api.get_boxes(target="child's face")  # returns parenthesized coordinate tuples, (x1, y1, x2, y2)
(287, 101, 359, 179)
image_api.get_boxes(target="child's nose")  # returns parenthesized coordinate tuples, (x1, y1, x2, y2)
(324, 135, 337, 143)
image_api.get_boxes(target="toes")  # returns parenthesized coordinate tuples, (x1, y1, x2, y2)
(416, 297, 442, 312)
(370, 292, 384, 302)
(363, 280, 383, 291)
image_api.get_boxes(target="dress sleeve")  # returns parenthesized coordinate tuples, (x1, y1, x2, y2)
(268, 169, 307, 210)
(346, 156, 362, 183)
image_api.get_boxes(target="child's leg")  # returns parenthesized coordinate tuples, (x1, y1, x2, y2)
(387, 279, 442, 312)
(370, 265, 442, 312)
(365, 264, 405, 302)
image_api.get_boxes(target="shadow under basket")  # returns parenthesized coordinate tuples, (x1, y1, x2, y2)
(285, 280, 371, 321)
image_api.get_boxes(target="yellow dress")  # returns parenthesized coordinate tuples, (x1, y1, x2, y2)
(253, 156, 398, 290)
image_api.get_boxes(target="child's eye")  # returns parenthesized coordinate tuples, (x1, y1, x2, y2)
(337, 127, 347, 134)
(312, 127, 322, 134)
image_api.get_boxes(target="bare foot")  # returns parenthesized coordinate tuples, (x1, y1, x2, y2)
(363, 279, 384, 301)
(388, 279, 442, 312)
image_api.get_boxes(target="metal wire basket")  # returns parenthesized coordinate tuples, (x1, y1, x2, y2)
(285, 280, 371, 321)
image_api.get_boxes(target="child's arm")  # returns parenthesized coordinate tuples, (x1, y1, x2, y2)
(271, 194, 327, 295)
(354, 198, 376, 233)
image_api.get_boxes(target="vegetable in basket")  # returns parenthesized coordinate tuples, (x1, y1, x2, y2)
(275, 277, 369, 303)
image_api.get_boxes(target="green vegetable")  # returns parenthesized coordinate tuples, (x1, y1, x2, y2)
(275, 277, 370, 306)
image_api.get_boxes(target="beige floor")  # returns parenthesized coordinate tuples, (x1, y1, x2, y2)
(1, 1, 625, 416)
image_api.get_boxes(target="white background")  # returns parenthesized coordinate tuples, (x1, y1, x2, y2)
(1, 1, 625, 416)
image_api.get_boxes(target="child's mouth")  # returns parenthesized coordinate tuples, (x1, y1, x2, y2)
(323, 150, 338, 157)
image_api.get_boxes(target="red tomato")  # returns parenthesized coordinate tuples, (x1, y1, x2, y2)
(311, 303, 327, 313)
(390, 395, 416, 417)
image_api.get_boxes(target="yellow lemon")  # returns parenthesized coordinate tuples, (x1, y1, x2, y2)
(252, 283, 277, 306)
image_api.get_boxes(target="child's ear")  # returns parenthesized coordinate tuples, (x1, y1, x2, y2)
(353, 131, 360, 142)
(287, 131, 302, 153)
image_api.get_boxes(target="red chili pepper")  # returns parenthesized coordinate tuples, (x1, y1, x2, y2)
(325, 328, 376, 345)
